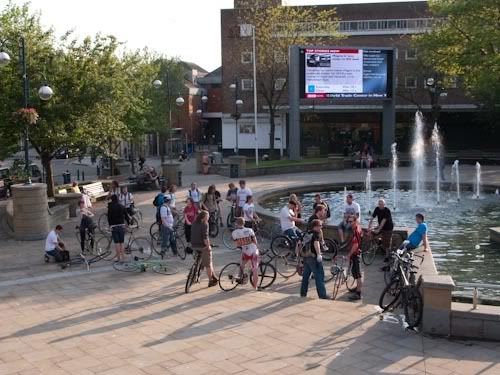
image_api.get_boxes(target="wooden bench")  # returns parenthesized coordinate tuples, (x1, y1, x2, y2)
(82, 182, 108, 202)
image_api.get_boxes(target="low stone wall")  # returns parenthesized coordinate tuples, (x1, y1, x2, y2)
(245, 159, 344, 178)
(450, 302, 500, 340)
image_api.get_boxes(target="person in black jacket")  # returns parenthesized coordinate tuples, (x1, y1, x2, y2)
(107, 194, 129, 262)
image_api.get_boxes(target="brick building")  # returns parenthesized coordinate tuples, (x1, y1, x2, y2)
(218, 0, 488, 157)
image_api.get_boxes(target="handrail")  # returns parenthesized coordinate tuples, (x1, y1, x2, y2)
(455, 282, 500, 310)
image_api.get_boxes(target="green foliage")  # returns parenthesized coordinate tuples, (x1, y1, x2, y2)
(414, 0, 500, 110)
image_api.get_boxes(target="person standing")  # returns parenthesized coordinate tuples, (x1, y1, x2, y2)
(307, 204, 327, 231)
(300, 219, 327, 299)
(191, 210, 218, 287)
(232, 217, 260, 290)
(338, 194, 361, 243)
(243, 195, 259, 229)
(107, 194, 129, 262)
(289, 193, 303, 219)
(187, 182, 202, 209)
(236, 180, 252, 217)
(153, 186, 167, 224)
(368, 199, 394, 261)
(78, 200, 95, 253)
(201, 185, 218, 220)
(108, 180, 120, 200)
(160, 196, 177, 256)
(348, 216, 363, 301)
(119, 186, 135, 224)
(313, 193, 331, 219)
(165, 185, 178, 216)
(183, 197, 198, 246)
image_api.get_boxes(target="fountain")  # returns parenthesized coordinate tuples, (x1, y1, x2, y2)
(451, 160, 461, 201)
(412, 111, 426, 206)
(391, 142, 398, 210)
(365, 170, 372, 214)
(431, 123, 442, 204)
(474, 162, 482, 199)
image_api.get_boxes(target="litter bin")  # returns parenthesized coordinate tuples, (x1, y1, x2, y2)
(230, 164, 239, 178)
(177, 170, 182, 187)
(62, 171, 71, 184)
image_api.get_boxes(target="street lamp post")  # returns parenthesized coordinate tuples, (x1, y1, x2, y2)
(425, 76, 444, 132)
(0, 36, 54, 184)
(195, 95, 208, 149)
(230, 81, 243, 155)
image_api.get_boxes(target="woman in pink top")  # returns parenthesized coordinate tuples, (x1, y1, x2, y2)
(183, 197, 199, 245)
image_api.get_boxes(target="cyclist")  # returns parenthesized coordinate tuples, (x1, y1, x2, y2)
(368, 198, 394, 261)
(289, 193, 303, 219)
(243, 195, 260, 229)
(338, 193, 361, 244)
(107, 194, 129, 262)
(164, 185, 178, 216)
(300, 219, 327, 299)
(201, 185, 219, 223)
(313, 193, 331, 219)
(280, 200, 306, 256)
(348, 215, 363, 301)
(183, 197, 198, 246)
(78, 200, 95, 253)
(119, 185, 135, 225)
(232, 217, 260, 290)
(401, 213, 430, 252)
(191, 210, 218, 287)
(160, 196, 178, 256)
(226, 182, 238, 204)
(236, 180, 252, 217)
(187, 182, 202, 209)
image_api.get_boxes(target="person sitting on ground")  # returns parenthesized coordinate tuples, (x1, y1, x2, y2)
(160, 196, 177, 256)
(300, 219, 328, 299)
(187, 182, 202, 209)
(313, 193, 331, 219)
(232, 217, 260, 290)
(243, 195, 260, 229)
(338, 193, 361, 244)
(368, 198, 394, 261)
(191, 210, 218, 287)
(107, 194, 129, 262)
(71, 181, 80, 194)
(45, 225, 70, 265)
(348, 216, 363, 301)
(402, 213, 431, 252)
(78, 200, 95, 253)
(119, 185, 135, 225)
(236, 180, 252, 217)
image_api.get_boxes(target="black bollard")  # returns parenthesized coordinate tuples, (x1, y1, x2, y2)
(77, 169, 80, 181)
(82, 171, 85, 181)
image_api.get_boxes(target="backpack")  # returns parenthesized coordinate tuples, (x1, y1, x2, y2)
(299, 232, 315, 257)
(153, 193, 162, 207)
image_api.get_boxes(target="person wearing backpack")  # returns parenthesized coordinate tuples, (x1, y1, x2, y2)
(300, 219, 327, 300)
(153, 186, 167, 223)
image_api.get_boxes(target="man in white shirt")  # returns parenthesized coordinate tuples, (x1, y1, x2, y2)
(232, 217, 260, 290)
(45, 225, 69, 264)
(160, 197, 178, 256)
(280, 201, 305, 256)
(187, 182, 201, 209)
(243, 195, 259, 228)
(119, 186, 135, 217)
(338, 193, 361, 243)
(236, 180, 252, 217)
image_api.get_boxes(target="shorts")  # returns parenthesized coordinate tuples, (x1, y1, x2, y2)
(350, 254, 361, 279)
(195, 247, 212, 268)
(338, 220, 352, 233)
(284, 228, 301, 240)
(111, 226, 125, 244)
(241, 253, 260, 270)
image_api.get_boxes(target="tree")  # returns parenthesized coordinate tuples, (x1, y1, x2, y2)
(414, 0, 500, 112)
(234, 0, 342, 159)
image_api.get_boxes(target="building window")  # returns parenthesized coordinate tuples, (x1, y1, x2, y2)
(241, 79, 253, 91)
(239, 24, 253, 37)
(241, 52, 253, 64)
(405, 76, 417, 89)
(406, 48, 418, 60)
(274, 78, 286, 91)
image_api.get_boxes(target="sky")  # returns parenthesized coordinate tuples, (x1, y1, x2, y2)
(11, 0, 423, 72)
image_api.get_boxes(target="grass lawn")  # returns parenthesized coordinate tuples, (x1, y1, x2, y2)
(246, 157, 329, 168)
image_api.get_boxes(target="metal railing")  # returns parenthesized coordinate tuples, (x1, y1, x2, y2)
(455, 282, 500, 310)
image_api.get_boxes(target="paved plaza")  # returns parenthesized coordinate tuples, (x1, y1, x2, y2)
(1, 166, 500, 374)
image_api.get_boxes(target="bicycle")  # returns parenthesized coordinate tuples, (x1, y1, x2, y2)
(208, 211, 220, 238)
(360, 229, 387, 266)
(74, 225, 111, 262)
(113, 257, 178, 275)
(330, 256, 357, 300)
(218, 249, 277, 291)
(185, 249, 204, 293)
(149, 213, 184, 240)
(150, 225, 186, 260)
(226, 203, 237, 227)
(96, 225, 153, 261)
(378, 249, 423, 329)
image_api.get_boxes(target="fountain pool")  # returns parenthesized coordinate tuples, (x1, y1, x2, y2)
(260, 187, 500, 298)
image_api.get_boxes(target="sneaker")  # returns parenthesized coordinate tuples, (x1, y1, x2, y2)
(208, 277, 218, 287)
(348, 292, 361, 301)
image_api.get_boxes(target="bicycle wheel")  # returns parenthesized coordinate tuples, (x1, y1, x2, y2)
(384, 261, 396, 285)
(226, 211, 235, 227)
(96, 236, 114, 261)
(274, 252, 298, 278)
(98, 214, 109, 235)
(151, 229, 162, 255)
(222, 227, 237, 250)
(149, 221, 160, 238)
(323, 258, 334, 283)
(322, 238, 338, 261)
(176, 237, 187, 260)
(362, 240, 378, 266)
(209, 218, 219, 238)
(185, 259, 201, 293)
(113, 261, 141, 272)
(253, 261, 276, 290)
(152, 262, 178, 275)
(218, 262, 242, 292)
(331, 266, 343, 300)
(174, 216, 185, 238)
(271, 235, 293, 257)
(270, 223, 281, 239)
(404, 287, 423, 328)
(129, 237, 153, 260)
(379, 279, 402, 311)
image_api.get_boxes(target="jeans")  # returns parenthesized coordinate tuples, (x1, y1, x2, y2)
(300, 256, 327, 299)
(46, 249, 70, 262)
(184, 223, 192, 243)
(161, 225, 177, 255)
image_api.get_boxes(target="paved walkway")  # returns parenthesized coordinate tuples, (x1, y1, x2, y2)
(1, 166, 500, 374)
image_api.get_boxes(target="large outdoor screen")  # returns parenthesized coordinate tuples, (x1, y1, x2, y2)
(300, 48, 394, 99)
